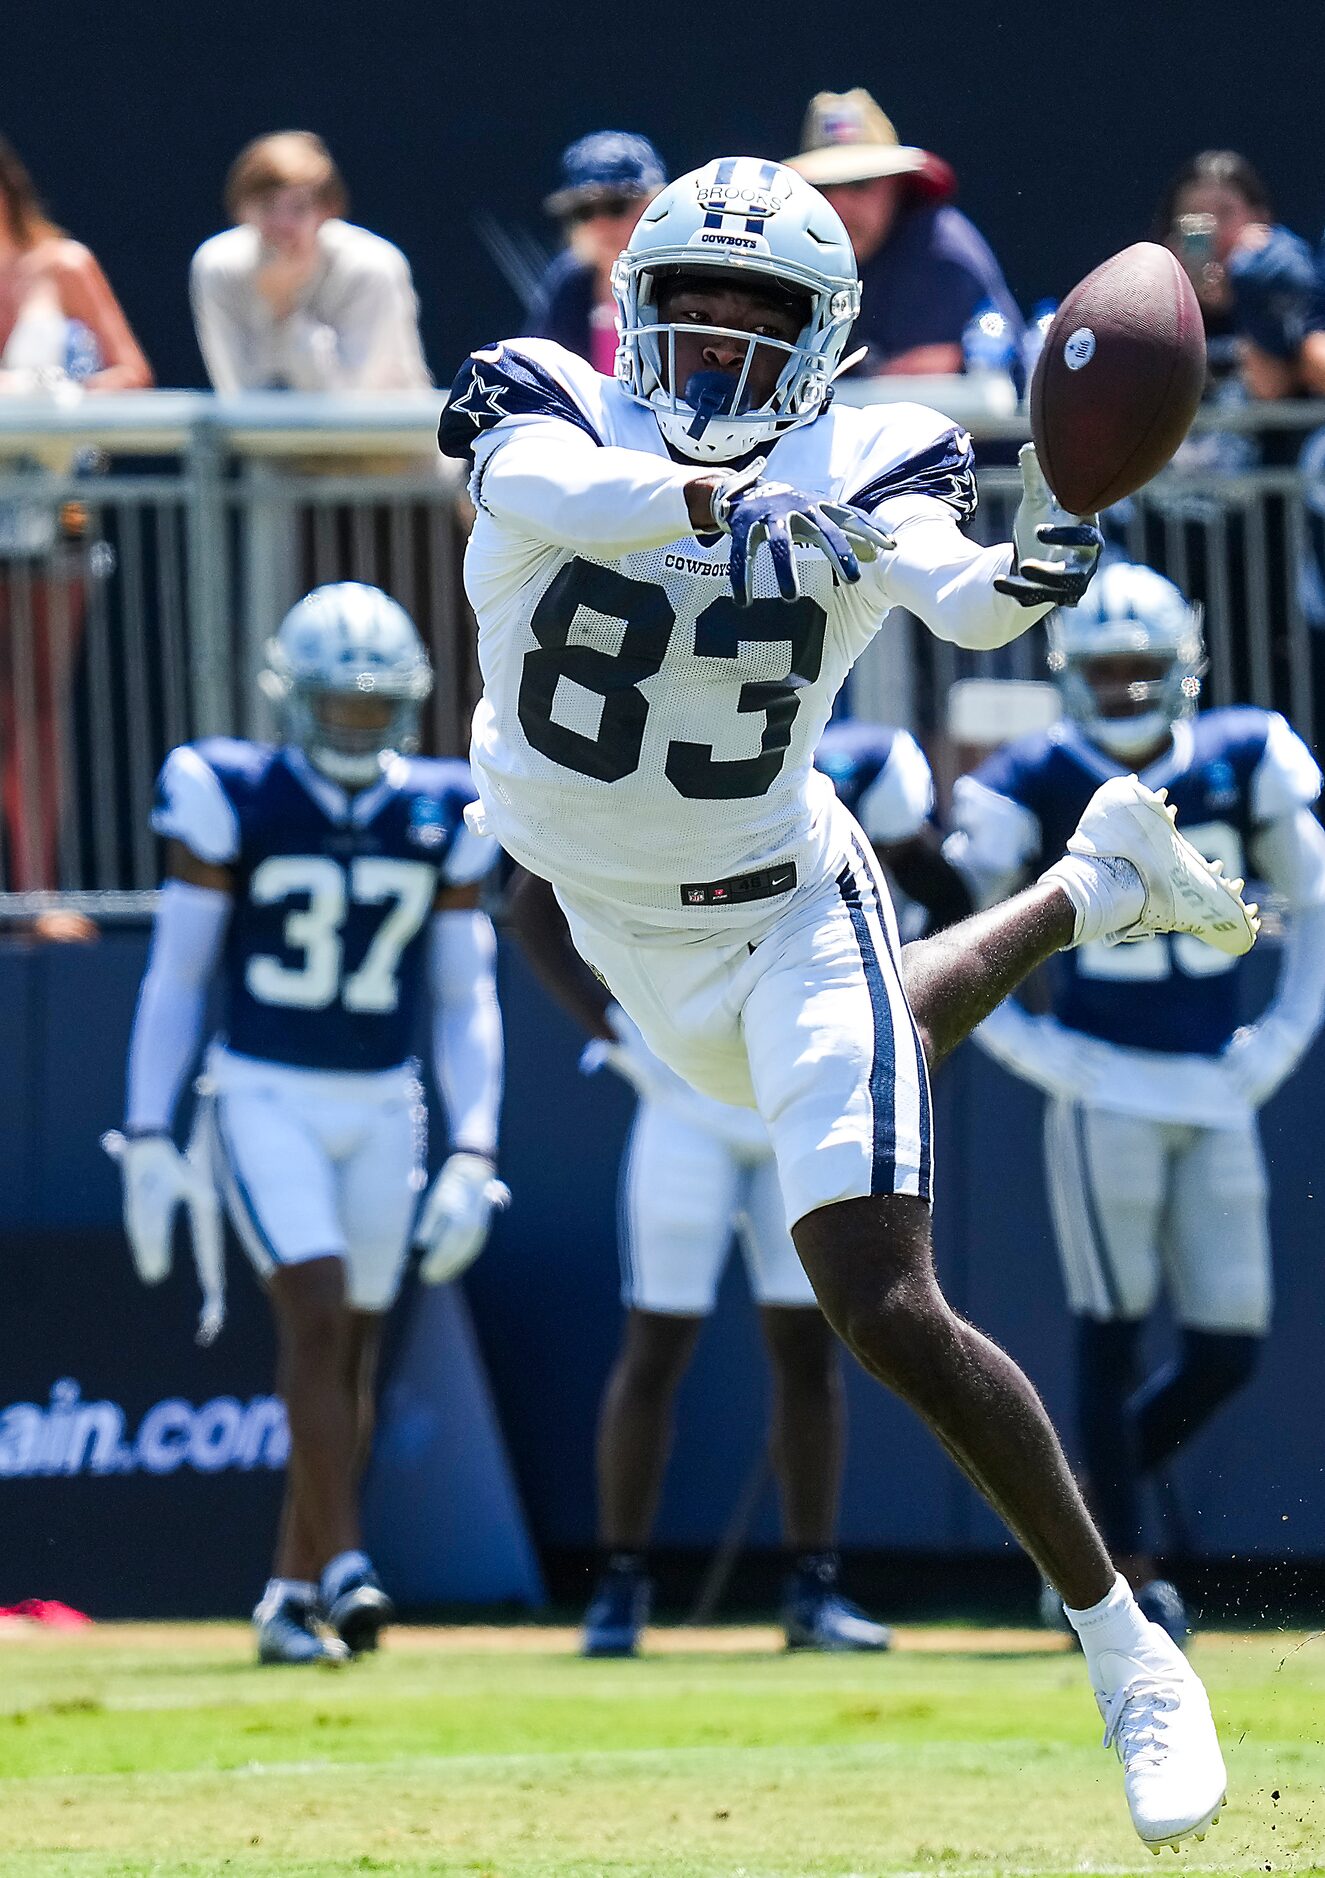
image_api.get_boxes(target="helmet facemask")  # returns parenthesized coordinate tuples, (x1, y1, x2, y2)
(1046, 571, 1206, 761)
(282, 681, 427, 787)
(614, 256, 858, 461)
(261, 582, 434, 787)
(610, 160, 861, 464)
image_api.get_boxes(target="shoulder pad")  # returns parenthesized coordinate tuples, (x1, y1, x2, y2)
(842, 407, 976, 524)
(438, 338, 605, 461)
(856, 727, 935, 845)
(949, 771, 1042, 876)
(1251, 710, 1323, 822)
(387, 756, 497, 885)
(392, 754, 477, 804)
(443, 823, 501, 887)
(817, 718, 896, 773)
(152, 743, 250, 864)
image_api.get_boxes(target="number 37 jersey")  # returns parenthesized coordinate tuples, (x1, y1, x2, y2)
(442, 337, 975, 928)
(152, 739, 494, 1072)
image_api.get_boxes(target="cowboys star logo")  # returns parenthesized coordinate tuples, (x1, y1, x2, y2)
(451, 350, 509, 427)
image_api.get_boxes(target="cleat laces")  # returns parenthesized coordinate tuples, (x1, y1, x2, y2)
(1101, 1677, 1180, 1771)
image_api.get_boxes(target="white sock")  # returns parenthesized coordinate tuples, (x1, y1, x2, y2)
(1041, 854, 1145, 946)
(321, 1549, 372, 1602)
(1064, 1571, 1155, 1678)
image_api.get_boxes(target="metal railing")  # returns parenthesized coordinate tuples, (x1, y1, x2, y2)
(0, 387, 1322, 911)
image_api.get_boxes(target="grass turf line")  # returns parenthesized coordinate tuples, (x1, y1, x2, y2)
(0, 1623, 1319, 1877)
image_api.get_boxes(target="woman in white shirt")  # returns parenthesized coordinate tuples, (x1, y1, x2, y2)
(190, 132, 431, 393)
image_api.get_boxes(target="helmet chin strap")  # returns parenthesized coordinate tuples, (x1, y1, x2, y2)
(830, 346, 868, 380)
(1089, 711, 1172, 760)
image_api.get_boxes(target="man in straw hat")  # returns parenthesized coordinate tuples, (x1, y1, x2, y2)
(787, 89, 1021, 376)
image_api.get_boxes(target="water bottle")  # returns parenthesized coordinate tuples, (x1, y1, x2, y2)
(961, 298, 1018, 379)
(1020, 298, 1058, 402)
(64, 319, 102, 383)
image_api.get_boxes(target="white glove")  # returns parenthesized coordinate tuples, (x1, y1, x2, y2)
(415, 1151, 510, 1284)
(994, 442, 1102, 608)
(580, 1003, 694, 1107)
(102, 1129, 225, 1344)
(1220, 1015, 1306, 1109)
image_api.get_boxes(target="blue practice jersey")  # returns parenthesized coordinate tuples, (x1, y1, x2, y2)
(153, 740, 494, 1072)
(969, 708, 1321, 1055)
(815, 720, 935, 847)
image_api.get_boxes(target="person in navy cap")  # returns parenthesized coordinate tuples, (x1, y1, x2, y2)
(533, 131, 667, 374)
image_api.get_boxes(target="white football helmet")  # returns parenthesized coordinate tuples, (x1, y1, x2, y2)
(611, 156, 860, 463)
(1046, 561, 1205, 759)
(261, 582, 433, 785)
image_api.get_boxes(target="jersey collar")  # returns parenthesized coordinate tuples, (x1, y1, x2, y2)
(1052, 718, 1186, 787)
(282, 747, 398, 827)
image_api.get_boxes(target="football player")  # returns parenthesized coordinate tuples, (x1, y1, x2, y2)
(114, 583, 506, 1664)
(438, 156, 1251, 1848)
(946, 562, 1325, 1643)
(513, 721, 969, 1657)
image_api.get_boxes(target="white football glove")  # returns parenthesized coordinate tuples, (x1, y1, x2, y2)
(415, 1151, 510, 1285)
(995, 442, 1103, 608)
(102, 1129, 225, 1344)
(579, 1003, 694, 1108)
(1220, 1015, 1306, 1109)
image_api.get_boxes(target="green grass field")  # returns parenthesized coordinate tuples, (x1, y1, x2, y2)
(0, 1621, 1320, 1877)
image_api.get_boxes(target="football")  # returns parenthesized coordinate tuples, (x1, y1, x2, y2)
(1029, 241, 1206, 515)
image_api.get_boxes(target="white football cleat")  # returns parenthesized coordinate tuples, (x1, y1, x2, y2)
(1094, 1623, 1227, 1852)
(1069, 776, 1259, 956)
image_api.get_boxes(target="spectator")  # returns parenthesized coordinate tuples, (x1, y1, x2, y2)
(0, 135, 152, 920)
(533, 131, 666, 374)
(1153, 150, 1325, 401)
(190, 132, 430, 392)
(785, 89, 1021, 376)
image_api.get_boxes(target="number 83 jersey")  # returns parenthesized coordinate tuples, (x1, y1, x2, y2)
(443, 337, 975, 930)
(153, 738, 493, 1072)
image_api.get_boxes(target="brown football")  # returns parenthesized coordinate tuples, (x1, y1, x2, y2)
(1029, 242, 1206, 514)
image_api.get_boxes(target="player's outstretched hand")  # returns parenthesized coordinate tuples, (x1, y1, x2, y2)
(580, 1001, 693, 1106)
(1220, 1014, 1305, 1110)
(712, 464, 895, 608)
(101, 1130, 217, 1288)
(416, 1150, 510, 1285)
(995, 441, 1103, 609)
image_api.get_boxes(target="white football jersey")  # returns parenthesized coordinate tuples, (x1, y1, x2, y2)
(441, 338, 983, 933)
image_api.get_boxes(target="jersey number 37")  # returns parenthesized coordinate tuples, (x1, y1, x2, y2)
(245, 855, 434, 1012)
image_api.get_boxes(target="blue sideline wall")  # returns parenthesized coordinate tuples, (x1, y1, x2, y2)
(0, 928, 1321, 1612)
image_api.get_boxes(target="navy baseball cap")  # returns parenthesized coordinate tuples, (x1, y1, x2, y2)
(543, 131, 667, 217)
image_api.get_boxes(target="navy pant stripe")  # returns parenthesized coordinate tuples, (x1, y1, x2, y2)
(849, 832, 933, 1200)
(214, 1097, 284, 1270)
(616, 1117, 640, 1306)
(1071, 1103, 1126, 1318)
(835, 862, 897, 1192)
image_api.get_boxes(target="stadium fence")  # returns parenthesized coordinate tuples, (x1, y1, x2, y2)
(1, 389, 1322, 913)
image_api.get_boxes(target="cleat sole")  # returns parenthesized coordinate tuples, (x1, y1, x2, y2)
(1140, 1793, 1225, 1854)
